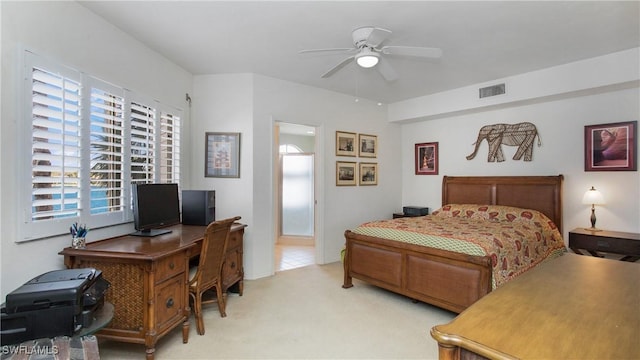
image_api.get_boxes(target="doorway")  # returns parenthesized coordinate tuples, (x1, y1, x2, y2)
(275, 122, 316, 271)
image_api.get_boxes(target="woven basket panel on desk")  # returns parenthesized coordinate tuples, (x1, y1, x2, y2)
(79, 260, 144, 331)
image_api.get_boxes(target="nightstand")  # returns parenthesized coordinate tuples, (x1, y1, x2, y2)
(568, 228, 640, 262)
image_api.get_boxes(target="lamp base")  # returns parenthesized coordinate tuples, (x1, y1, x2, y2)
(588, 207, 601, 232)
(584, 227, 603, 232)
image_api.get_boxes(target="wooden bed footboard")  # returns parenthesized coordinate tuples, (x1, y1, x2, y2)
(343, 230, 492, 313)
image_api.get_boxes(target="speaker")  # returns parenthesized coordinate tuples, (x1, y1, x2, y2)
(181, 190, 215, 226)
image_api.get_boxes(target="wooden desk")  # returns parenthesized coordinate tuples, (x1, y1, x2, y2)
(430, 254, 640, 360)
(59, 223, 246, 360)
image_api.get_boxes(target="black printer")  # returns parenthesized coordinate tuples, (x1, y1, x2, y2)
(1, 268, 110, 346)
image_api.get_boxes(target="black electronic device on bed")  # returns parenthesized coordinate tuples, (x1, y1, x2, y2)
(402, 206, 429, 216)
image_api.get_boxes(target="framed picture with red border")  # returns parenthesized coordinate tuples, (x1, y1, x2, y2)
(585, 121, 636, 171)
(415, 142, 438, 175)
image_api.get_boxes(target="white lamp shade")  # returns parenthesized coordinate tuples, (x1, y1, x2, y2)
(582, 186, 605, 205)
(355, 49, 379, 68)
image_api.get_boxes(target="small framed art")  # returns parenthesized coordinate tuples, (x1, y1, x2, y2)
(359, 133, 377, 158)
(205, 132, 241, 178)
(359, 162, 378, 186)
(336, 161, 357, 186)
(336, 131, 357, 157)
(585, 121, 636, 171)
(415, 142, 439, 175)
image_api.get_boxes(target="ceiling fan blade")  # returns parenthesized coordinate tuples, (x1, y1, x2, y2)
(366, 27, 392, 48)
(299, 47, 355, 55)
(321, 56, 355, 78)
(381, 46, 443, 58)
(376, 58, 398, 82)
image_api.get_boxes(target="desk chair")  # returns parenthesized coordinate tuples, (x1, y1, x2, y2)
(188, 216, 241, 335)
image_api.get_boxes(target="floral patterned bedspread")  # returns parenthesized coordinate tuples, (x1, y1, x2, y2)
(352, 204, 567, 289)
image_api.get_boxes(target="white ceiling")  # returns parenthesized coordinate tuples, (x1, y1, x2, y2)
(79, 1, 639, 104)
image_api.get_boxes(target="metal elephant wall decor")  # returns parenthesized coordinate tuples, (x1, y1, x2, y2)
(466, 122, 541, 162)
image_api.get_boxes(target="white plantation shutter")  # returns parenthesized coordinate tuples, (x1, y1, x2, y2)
(159, 110, 181, 184)
(20, 51, 182, 241)
(30, 66, 82, 222)
(89, 84, 125, 214)
(130, 101, 156, 184)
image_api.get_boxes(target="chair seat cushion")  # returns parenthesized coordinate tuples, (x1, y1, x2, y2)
(188, 265, 198, 285)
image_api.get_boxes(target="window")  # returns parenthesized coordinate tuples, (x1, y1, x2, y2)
(29, 65, 82, 224)
(89, 81, 125, 219)
(130, 100, 156, 184)
(20, 51, 182, 241)
(159, 110, 181, 184)
(279, 144, 302, 154)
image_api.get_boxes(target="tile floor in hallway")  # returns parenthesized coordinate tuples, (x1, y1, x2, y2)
(275, 244, 315, 271)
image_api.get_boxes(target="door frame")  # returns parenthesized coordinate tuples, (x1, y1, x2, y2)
(272, 121, 325, 270)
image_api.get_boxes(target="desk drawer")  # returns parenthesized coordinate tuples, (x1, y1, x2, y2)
(223, 249, 242, 290)
(156, 252, 186, 283)
(228, 228, 242, 250)
(155, 275, 185, 332)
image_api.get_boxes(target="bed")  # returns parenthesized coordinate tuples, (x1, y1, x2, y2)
(342, 175, 566, 313)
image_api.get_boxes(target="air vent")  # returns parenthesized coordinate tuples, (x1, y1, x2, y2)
(479, 83, 506, 98)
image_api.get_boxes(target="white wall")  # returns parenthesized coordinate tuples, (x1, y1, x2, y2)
(190, 74, 401, 279)
(189, 74, 258, 276)
(400, 88, 640, 239)
(254, 75, 402, 272)
(389, 48, 639, 122)
(396, 49, 639, 240)
(0, 2, 193, 298)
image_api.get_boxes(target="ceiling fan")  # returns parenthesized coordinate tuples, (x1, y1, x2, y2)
(299, 26, 442, 82)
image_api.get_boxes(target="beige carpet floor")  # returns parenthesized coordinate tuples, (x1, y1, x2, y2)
(98, 261, 456, 359)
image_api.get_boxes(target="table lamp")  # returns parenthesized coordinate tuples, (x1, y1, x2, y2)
(582, 186, 605, 231)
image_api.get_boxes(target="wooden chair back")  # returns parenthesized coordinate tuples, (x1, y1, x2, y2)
(193, 216, 241, 290)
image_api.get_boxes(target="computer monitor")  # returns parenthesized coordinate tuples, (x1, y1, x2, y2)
(131, 183, 180, 237)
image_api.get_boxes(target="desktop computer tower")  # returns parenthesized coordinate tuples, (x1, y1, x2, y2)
(181, 190, 215, 226)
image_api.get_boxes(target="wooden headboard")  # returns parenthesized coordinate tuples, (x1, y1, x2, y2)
(442, 175, 564, 233)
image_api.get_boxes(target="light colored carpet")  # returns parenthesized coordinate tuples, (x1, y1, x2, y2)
(98, 262, 456, 359)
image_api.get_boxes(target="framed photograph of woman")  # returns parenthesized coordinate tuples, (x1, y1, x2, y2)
(359, 162, 378, 186)
(585, 121, 637, 171)
(358, 134, 377, 158)
(336, 131, 357, 157)
(415, 142, 439, 175)
(336, 161, 357, 186)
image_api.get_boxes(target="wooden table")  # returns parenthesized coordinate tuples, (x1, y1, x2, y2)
(430, 254, 640, 360)
(59, 223, 245, 360)
(569, 228, 640, 262)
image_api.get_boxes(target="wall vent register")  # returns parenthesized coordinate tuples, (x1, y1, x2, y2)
(479, 83, 506, 98)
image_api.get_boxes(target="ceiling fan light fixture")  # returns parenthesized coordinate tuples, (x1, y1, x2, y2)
(355, 49, 379, 68)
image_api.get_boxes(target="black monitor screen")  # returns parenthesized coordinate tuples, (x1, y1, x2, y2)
(131, 183, 180, 237)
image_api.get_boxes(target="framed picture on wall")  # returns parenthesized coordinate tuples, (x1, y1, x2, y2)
(415, 142, 439, 175)
(584, 121, 637, 171)
(336, 161, 357, 186)
(205, 132, 241, 177)
(336, 131, 357, 157)
(359, 162, 378, 186)
(358, 134, 377, 158)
